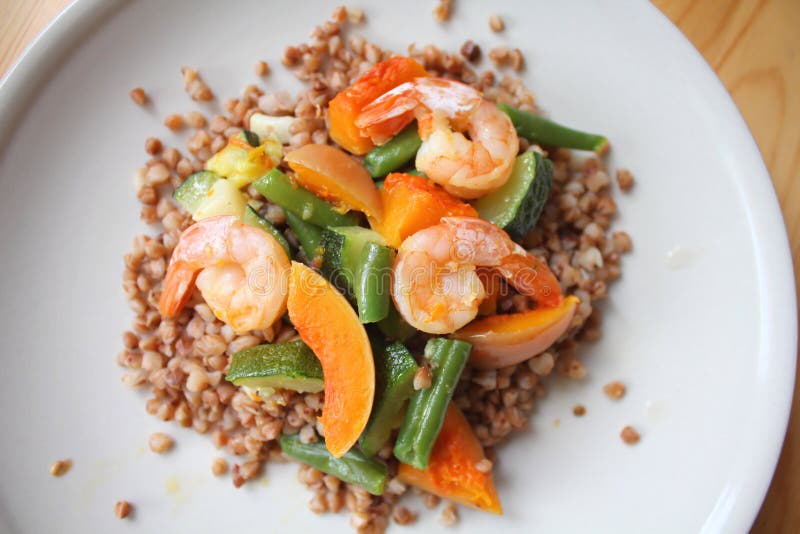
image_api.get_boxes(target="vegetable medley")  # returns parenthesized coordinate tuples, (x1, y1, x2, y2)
(159, 56, 608, 512)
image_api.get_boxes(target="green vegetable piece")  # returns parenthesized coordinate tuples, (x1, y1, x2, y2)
(172, 170, 221, 214)
(284, 210, 323, 260)
(356, 242, 395, 324)
(243, 205, 291, 256)
(226, 340, 324, 393)
(321, 226, 389, 297)
(405, 169, 427, 178)
(394, 338, 472, 469)
(240, 129, 260, 147)
(252, 168, 359, 228)
(498, 103, 609, 153)
(472, 151, 554, 240)
(377, 303, 417, 342)
(364, 123, 422, 178)
(280, 434, 389, 495)
(359, 342, 419, 456)
(375, 180, 385, 190)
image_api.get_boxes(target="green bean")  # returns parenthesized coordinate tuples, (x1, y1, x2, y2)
(252, 168, 359, 228)
(279, 434, 388, 495)
(377, 303, 417, 342)
(498, 103, 609, 153)
(364, 124, 422, 178)
(405, 169, 427, 178)
(393, 338, 472, 469)
(242, 205, 291, 256)
(359, 341, 418, 456)
(355, 242, 394, 323)
(284, 209, 323, 260)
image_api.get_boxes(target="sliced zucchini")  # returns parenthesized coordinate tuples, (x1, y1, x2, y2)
(172, 170, 220, 214)
(321, 226, 388, 296)
(359, 341, 418, 456)
(192, 177, 247, 221)
(377, 303, 417, 342)
(243, 205, 291, 256)
(472, 151, 554, 240)
(226, 340, 324, 393)
(249, 113, 295, 144)
(206, 131, 278, 189)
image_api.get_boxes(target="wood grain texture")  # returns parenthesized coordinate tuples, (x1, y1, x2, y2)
(1, 0, 798, 530)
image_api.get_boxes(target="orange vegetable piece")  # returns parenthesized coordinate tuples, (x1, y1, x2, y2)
(328, 57, 429, 155)
(287, 262, 375, 457)
(371, 173, 477, 247)
(286, 144, 382, 221)
(398, 404, 502, 514)
(453, 295, 580, 369)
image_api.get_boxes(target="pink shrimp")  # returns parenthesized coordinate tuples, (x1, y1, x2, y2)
(159, 215, 290, 333)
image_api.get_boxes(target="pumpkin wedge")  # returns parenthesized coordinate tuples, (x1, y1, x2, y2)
(328, 56, 429, 155)
(287, 261, 375, 457)
(286, 144, 383, 221)
(398, 403, 502, 514)
(371, 173, 477, 247)
(453, 295, 579, 369)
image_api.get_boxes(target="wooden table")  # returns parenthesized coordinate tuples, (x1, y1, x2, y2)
(1, 0, 798, 530)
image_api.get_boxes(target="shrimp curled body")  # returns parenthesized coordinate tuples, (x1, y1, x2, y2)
(391, 217, 563, 334)
(356, 77, 519, 199)
(159, 215, 291, 333)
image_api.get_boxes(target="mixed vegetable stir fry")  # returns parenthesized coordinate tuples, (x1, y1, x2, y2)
(159, 56, 607, 512)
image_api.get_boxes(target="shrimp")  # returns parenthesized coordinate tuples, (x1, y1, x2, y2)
(158, 215, 291, 334)
(356, 77, 519, 199)
(391, 216, 562, 334)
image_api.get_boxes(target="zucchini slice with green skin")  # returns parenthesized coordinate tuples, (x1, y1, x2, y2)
(321, 226, 389, 297)
(172, 170, 221, 214)
(226, 340, 324, 393)
(359, 342, 418, 457)
(280, 434, 389, 495)
(242, 205, 291, 256)
(356, 242, 394, 324)
(284, 210, 324, 260)
(472, 151, 554, 241)
(252, 168, 360, 228)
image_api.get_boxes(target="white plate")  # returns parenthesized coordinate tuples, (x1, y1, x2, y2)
(0, 0, 795, 532)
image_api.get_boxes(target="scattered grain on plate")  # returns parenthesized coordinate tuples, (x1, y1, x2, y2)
(181, 66, 214, 102)
(346, 6, 365, 24)
(616, 168, 635, 191)
(459, 40, 481, 62)
(439, 503, 459, 526)
(423, 493, 441, 509)
(254, 60, 270, 77)
(392, 506, 417, 525)
(49, 459, 72, 477)
(604, 380, 626, 399)
(488, 46, 509, 67)
(433, 0, 452, 22)
(164, 113, 184, 132)
(620, 425, 640, 445)
(185, 111, 207, 129)
(572, 404, 587, 417)
(114, 500, 132, 519)
(144, 137, 162, 155)
(413, 366, 433, 390)
(232, 463, 245, 488)
(129, 87, 147, 105)
(488, 14, 505, 32)
(148, 432, 174, 453)
(508, 48, 525, 71)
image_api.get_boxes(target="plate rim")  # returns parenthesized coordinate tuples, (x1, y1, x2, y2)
(0, 0, 796, 531)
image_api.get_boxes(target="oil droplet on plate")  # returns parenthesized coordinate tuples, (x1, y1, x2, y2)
(665, 246, 702, 270)
(165, 476, 180, 494)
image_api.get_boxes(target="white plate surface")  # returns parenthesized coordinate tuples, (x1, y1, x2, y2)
(0, 1, 795, 533)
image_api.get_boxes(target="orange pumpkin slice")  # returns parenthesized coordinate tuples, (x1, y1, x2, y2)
(453, 295, 580, 369)
(287, 261, 375, 457)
